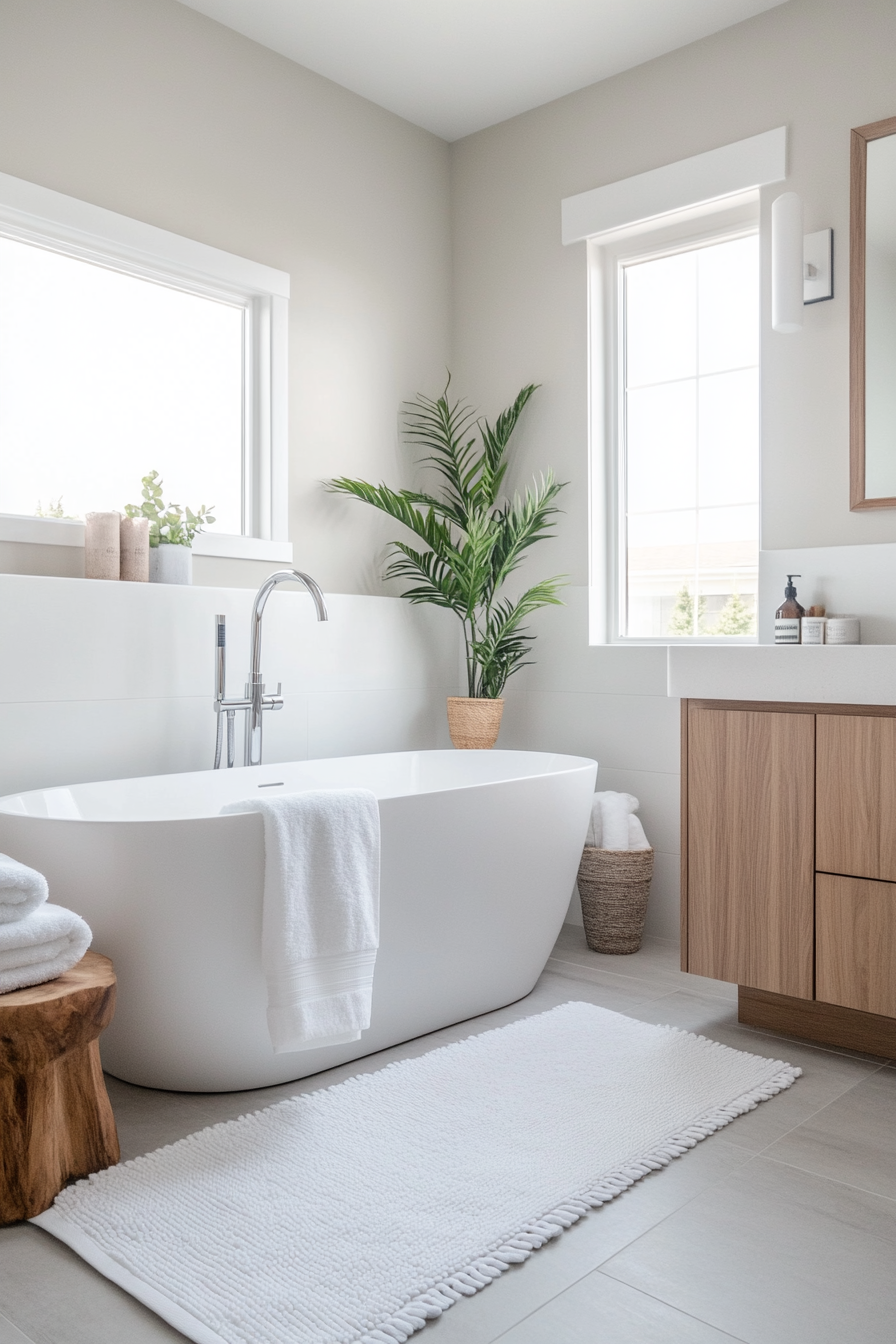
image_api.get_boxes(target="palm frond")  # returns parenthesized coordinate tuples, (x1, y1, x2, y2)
(326, 477, 455, 555)
(326, 381, 566, 698)
(489, 472, 564, 591)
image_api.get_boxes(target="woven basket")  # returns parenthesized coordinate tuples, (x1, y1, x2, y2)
(446, 697, 504, 750)
(576, 845, 654, 955)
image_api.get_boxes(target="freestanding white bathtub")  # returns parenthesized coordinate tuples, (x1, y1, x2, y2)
(0, 750, 596, 1092)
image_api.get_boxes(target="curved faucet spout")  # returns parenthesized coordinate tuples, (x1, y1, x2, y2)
(245, 568, 328, 768)
(250, 568, 328, 681)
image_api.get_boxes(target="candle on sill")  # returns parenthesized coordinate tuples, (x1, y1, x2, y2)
(84, 512, 121, 581)
(120, 516, 150, 582)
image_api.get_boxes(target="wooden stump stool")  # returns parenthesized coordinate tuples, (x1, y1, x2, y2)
(0, 950, 120, 1223)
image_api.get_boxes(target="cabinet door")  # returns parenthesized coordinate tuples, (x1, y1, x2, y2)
(816, 873, 896, 1016)
(686, 706, 814, 997)
(816, 714, 896, 881)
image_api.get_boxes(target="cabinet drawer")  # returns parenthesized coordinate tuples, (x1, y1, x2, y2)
(816, 714, 896, 880)
(816, 873, 896, 1017)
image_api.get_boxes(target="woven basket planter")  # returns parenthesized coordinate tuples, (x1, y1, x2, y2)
(576, 845, 654, 955)
(446, 697, 504, 750)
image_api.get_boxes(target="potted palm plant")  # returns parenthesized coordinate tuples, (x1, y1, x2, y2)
(328, 382, 565, 748)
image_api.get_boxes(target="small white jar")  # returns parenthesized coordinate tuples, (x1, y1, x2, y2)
(801, 616, 827, 644)
(825, 616, 860, 645)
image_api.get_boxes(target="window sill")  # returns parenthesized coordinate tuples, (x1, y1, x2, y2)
(0, 514, 293, 564)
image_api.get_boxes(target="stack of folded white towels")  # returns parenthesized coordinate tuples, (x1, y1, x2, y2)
(585, 791, 651, 851)
(0, 854, 92, 994)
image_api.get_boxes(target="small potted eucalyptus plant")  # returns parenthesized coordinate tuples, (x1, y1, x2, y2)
(124, 470, 215, 585)
(328, 382, 565, 748)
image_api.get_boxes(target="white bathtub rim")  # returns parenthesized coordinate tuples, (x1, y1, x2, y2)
(0, 749, 598, 824)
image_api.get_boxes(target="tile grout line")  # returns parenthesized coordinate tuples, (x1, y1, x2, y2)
(482, 1136, 762, 1342)
(591, 1268, 751, 1344)
(757, 1151, 896, 1208)
(0, 1305, 41, 1344)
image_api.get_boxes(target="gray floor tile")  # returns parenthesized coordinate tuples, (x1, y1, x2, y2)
(494, 1270, 747, 1343)
(543, 955, 682, 1007)
(11, 926, 896, 1344)
(602, 1156, 896, 1344)
(552, 928, 737, 1001)
(0, 1310, 35, 1344)
(763, 1066, 896, 1199)
(624, 991, 884, 1151)
(0, 1225, 186, 1344)
(422, 1137, 753, 1344)
(103, 1076, 222, 1160)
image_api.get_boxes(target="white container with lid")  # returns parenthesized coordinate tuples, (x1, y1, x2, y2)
(825, 616, 860, 645)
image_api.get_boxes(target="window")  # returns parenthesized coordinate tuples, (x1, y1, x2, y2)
(618, 229, 759, 639)
(563, 127, 786, 645)
(0, 171, 291, 562)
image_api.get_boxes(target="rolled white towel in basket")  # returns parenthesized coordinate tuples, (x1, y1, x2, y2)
(0, 853, 49, 924)
(0, 903, 92, 994)
(585, 792, 650, 851)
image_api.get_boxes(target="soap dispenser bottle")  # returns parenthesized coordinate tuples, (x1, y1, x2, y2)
(775, 575, 805, 644)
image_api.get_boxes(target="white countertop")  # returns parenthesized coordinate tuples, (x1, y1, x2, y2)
(667, 644, 896, 706)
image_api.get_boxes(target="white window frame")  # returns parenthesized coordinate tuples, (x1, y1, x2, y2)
(0, 170, 292, 563)
(599, 204, 761, 644)
(562, 127, 787, 643)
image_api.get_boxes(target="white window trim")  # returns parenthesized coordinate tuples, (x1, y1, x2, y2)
(601, 209, 760, 644)
(0, 170, 291, 563)
(563, 128, 787, 644)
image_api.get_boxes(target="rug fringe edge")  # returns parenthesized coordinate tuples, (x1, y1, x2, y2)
(357, 1063, 801, 1344)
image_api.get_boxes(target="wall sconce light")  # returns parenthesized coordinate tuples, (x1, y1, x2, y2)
(772, 192, 834, 333)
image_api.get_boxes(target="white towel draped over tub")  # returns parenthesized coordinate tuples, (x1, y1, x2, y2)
(222, 789, 380, 1054)
(0, 903, 92, 994)
(0, 852, 49, 924)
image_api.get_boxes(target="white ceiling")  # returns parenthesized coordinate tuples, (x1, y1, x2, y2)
(176, 0, 790, 142)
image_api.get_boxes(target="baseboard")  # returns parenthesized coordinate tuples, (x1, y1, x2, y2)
(739, 986, 896, 1057)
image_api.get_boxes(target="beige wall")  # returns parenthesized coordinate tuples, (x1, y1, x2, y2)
(0, 0, 451, 592)
(449, 0, 896, 572)
(447, 0, 896, 938)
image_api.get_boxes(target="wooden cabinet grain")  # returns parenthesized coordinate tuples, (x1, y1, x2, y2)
(816, 873, 896, 1017)
(816, 715, 896, 881)
(682, 698, 896, 1055)
(685, 705, 814, 998)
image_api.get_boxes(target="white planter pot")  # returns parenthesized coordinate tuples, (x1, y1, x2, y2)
(149, 544, 192, 585)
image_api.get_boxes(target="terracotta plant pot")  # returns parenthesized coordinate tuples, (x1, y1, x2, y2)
(446, 697, 504, 750)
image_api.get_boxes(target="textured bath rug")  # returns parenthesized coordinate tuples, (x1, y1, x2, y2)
(34, 1002, 799, 1344)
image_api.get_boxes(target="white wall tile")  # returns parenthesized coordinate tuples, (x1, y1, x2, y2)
(643, 849, 681, 942)
(0, 696, 212, 795)
(0, 576, 461, 704)
(759, 543, 896, 645)
(307, 687, 454, 760)
(263, 595, 460, 695)
(504, 691, 681, 775)
(518, 589, 670, 696)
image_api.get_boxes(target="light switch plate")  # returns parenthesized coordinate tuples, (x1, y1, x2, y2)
(804, 228, 833, 304)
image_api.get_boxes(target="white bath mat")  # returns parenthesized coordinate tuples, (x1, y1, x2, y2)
(34, 1002, 799, 1344)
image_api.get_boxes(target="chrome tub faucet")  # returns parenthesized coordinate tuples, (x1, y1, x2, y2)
(214, 569, 328, 768)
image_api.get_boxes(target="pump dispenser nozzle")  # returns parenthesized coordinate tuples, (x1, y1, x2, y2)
(775, 574, 805, 643)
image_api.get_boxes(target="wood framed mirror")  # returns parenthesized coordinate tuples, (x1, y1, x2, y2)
(851, 114, 896, 509)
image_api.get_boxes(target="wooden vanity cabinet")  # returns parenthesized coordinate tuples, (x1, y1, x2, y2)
(816, 714, 896, 880)
(682, 700, 896, 1055)
(684, 706, 814, 998)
